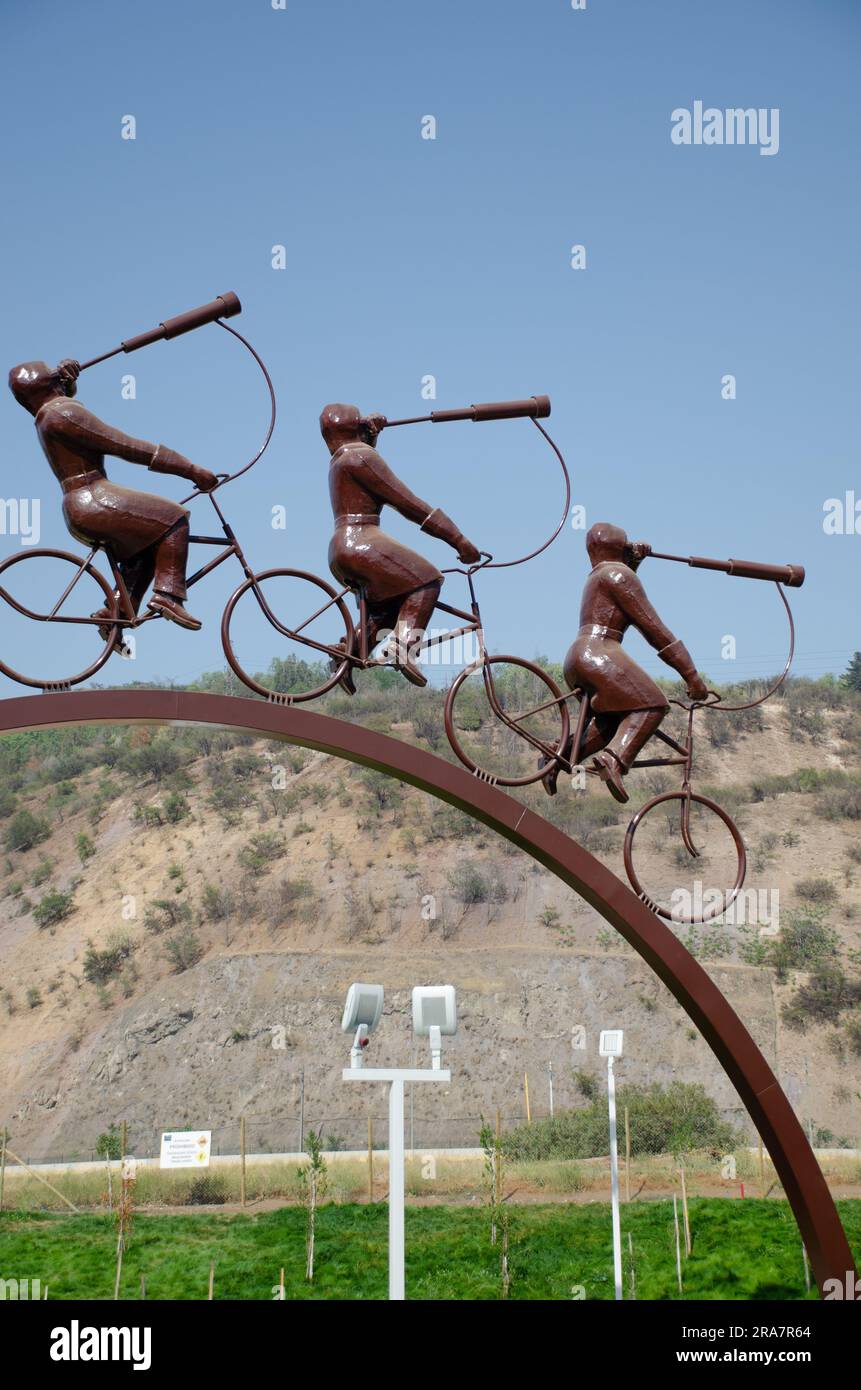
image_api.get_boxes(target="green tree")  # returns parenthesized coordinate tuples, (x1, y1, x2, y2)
(841, 652, 861, 693)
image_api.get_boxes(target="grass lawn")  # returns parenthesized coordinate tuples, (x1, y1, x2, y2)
(1, 1199, 858, 1300)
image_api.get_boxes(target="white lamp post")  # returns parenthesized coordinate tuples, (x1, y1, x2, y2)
(341, 983, 455, 1300)
(599, 1028, 624, 1301)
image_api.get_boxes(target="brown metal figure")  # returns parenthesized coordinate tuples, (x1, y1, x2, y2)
(8, 358, 217, 634)
(541, 521, 708, 801)
(321, 403, 481, 688)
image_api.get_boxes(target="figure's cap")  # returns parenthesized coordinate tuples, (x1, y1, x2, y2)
(8, 360, 57, 406)
(319, 402, 362, 438)
(586, 521, 628, 558)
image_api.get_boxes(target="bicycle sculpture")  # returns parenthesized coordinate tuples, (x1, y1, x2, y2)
(3, 291, 806, 922)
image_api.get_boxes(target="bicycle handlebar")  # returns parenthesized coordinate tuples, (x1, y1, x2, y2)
(79, 292, 242, 371)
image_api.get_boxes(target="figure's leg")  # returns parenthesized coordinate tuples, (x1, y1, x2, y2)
(389, 580, 442, 687)
(580, 712, 620, 760)
(330, 596, 400, 696)
(540, 709, 619, 797)
(119, 551, 157, 614)
(146, 520, 203, 631)
(592, 707, 667, 803)
(91, 550, 156, 647)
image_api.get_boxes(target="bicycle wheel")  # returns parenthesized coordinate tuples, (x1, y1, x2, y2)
(444, 655, 571, 786)
(222, 568, 356, 702)
(0, 549, 119, 690)
(623, 790, 746, 923)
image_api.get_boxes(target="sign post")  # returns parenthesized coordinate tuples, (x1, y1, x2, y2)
(599, 1030, 624, 1301)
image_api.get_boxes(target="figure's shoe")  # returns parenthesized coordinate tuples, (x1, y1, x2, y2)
(91, 605, 116, 644)
(387, 641, 428, 688)
(90, 604, 133, 657)
(538, 752, 560, 797)
(329, 639, 357, 696)
(147, 593, 202, 631)
(591, 751, 629, 803)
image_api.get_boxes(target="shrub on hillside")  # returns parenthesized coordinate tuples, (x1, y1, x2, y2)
(3, 809, 50, 853)
(82, 934, 133, 985)
(794, 877, 838, 905)
(782, 963, 861, 1032)
(164, 926, 203, 974)
(33, 890, 75, 929)
(764, 909, 839, 982)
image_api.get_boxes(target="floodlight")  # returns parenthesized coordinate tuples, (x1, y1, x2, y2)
(412, 985, 456, 1070)
(341, 983, 384, 1033)
(599, 1029, 624, 1058)
(342, 983, 384, 1069)
(412, 985, 457, 1036)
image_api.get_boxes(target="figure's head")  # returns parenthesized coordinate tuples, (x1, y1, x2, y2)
(319, 403, 384, 454)
(8, 360, 75, 415)
(586, 521, 629, 566)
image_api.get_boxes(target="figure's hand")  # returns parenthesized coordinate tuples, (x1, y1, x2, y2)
(190, 466, 218, 492)
(56, 359, 81, 393)
(686, 673, 709, 702)
(456, 537, 482, 565)
(626, 540, 651, 571)
(362, 412, 387, 439)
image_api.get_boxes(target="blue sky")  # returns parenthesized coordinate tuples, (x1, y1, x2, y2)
(0, 0, 858, 690)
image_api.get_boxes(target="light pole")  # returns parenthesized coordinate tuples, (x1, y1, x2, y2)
(599, 1029, 624, 1302)
(341, 983, 456, 1301)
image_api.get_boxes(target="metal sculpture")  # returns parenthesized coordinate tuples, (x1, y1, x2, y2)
(3, 293, 809, 928)
(0, 686, 852, 1298)
(321, 402, 482, 689)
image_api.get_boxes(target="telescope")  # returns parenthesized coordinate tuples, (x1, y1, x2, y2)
(647, 548, 805, 588)
(78, 292, 242, 371)
(382, 394, 551, 428)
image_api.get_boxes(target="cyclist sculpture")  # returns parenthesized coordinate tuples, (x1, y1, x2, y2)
(539, 521, 709, 801)
(321, 402, 482, 689)
(8, 357, 217, 636)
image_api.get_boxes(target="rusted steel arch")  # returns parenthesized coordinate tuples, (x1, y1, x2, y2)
(0, 688, 853, 1293)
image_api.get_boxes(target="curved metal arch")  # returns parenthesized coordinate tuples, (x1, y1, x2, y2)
(0, 689, 853, 1294)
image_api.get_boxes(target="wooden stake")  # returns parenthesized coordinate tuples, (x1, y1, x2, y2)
(114, 1237, 124, 1301)
(758, 1135, 764, 1190)
(240, 1116, 247, 1208)
(279, 1266, 285, 1301)
(673, 1194, 683, 1293)
(208, 1261, 215, 1301)
(0, 1127, 7, 1212)
(367, 1115, 374, 1203)
(524, 1072, 531, 1124)
(680, 1166, 691, 1256)
(802, 1243, 811, 1294)
(624, 1106, 631, 1203)
(4, 1147, 79, 1212)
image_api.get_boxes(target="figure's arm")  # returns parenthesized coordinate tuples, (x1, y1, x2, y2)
(355, 446, 481, 563)
(42, 401, 216, 489)
(613, 568, 708, 698)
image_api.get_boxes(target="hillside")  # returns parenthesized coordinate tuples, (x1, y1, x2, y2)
(1, 666, 860, 1160)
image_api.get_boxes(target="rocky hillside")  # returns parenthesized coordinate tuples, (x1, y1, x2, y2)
(1, 667, 860, 1159)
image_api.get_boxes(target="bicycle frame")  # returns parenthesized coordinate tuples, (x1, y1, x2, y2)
(569, 691, 706, 857)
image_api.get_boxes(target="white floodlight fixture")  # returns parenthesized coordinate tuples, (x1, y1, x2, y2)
(342, 983, 384, 1068)
(412, 985, 457, 1069)
(599, 1029, 624, 1059)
